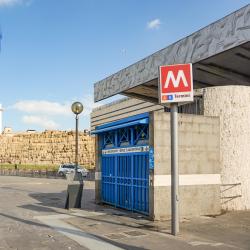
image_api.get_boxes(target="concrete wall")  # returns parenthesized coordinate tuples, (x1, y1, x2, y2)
(0, 130, 95, 168)
(91, 95, 203, 130)
(151, 112, 221, 220)
(203, 86, 250, 210)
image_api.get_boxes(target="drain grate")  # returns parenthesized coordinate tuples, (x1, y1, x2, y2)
(123, 230, 147, 237)
(104, 233, 127, 240)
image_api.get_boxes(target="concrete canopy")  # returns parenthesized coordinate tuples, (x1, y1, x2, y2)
(94, 5, 250, 103)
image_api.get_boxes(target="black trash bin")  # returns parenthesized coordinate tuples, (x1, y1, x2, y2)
(65, 183, 83, 209)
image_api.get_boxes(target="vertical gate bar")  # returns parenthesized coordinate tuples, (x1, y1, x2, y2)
(108, 157, 111, 202)
(147, 154, 149, 212)
(126, 156, 128, 209)
(124, 156, 125, 208)
(122, 156, 123, 207)
(137, 155, 139, 210)
(144, 154, 146, 212)
(115, 155, 117, 206)
(115, 131, 118, 206)
(145, 154, 147, 212)
(124, 156, 126, 208)
(128, 156, 129, 209)
(125, 156, 127, 208)
(135, 155, 137, 210)
(130, 127, 134, 146)
(105, 158, 107, 202)
(131, 155, 134, 211)
(105, 157, 107, 202)
(121, 156, 123, 207)
(118, 156, 120, 206)
(108, 157, 110, 203)
(111, 157, 112, 204)
(143, 154, 145, 212)
(140, 155, 142, 211)
(104, 157, 105, 202)
(101, 157, 103, 201)
(138, 155, 141, 211)
(122, 156, 123, 208)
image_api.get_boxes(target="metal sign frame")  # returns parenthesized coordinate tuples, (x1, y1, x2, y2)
(159, 63, 193, 104)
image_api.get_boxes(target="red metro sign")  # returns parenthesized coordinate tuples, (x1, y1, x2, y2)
(159, 63, 193, 104)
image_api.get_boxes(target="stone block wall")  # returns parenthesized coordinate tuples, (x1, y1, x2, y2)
(150, 112, 221, 220)
(0, 130, 95, 168)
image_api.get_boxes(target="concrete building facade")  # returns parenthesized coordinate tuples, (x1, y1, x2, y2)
(91, 85, 250, 219)
(203, 86, 250, 211)
(91, 96, 222, 220)
(92, 5, 250, 220)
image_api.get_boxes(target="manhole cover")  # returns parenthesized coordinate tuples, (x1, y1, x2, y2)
(104, 233, 127, 240)
(123, 230, 147, 237)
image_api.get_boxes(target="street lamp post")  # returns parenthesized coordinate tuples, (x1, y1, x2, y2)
(65, 101, 84, 210)
(71, 102, 84, 170)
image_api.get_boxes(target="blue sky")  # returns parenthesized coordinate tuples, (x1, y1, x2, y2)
(0, 0, 249, 132)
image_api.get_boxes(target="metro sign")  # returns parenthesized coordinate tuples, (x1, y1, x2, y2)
(159, 63, 193, 104)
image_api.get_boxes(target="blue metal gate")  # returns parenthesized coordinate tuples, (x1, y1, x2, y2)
(93, 113, 150, 214)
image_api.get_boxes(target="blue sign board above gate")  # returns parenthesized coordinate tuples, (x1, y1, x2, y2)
(149, 147, 154, 170)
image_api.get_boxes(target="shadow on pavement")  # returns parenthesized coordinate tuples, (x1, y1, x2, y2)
(0, 211, 149, 250)
(0, 212, 49, 229)
(20, 188, 171, 236)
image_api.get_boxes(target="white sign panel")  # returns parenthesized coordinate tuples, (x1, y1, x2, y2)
(102, 146, 149, 155)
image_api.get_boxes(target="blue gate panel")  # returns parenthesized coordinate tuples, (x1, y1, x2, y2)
(117, 155, 132, 210)
(133, 154, 149, 213)
(102, 156, 116, 205)
(99, 113, 150, 215)
(102, 152, 149, 214)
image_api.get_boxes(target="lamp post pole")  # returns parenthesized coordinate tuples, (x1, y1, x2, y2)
(65, 101, 84, 210)
(71, 102, 84, 170)
(75, 114, 79, 168)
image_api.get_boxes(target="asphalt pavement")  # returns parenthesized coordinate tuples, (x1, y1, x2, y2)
(0, 176, 249, 250)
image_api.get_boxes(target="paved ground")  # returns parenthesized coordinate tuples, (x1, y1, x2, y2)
(0, 176, 249, 250)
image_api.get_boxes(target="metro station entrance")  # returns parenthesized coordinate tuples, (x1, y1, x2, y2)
(94, 113, 150, 214)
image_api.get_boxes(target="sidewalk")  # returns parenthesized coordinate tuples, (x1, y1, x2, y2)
(60, 207, 250, 250)
(0, 176, 249, 250)
(46, 180, 250, 250)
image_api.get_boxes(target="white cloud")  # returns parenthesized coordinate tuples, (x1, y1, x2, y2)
(0, 0, 31, 7)
(9, 95, 101, 131)
(147, 19, 161, 30)
(22, 115, 59, 130)
(0, 0, 20, 6)
(11, 100, 72, 116)
(10, 96, 101, 117)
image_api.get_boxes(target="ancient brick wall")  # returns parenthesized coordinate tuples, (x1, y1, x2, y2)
(0, 130, 95, 168)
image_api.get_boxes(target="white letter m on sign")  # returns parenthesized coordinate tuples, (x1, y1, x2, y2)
(164, 70, 188, 88)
